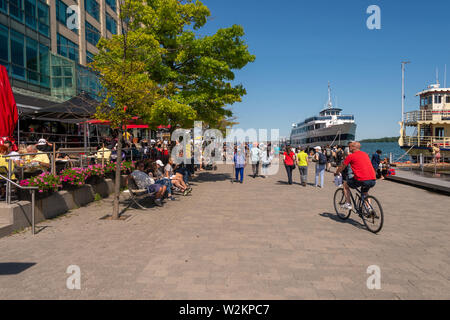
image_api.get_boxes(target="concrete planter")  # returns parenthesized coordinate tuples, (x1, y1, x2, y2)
(0, 176, 127, 238)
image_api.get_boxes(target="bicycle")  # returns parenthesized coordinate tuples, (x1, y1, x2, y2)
(333, 184, 384, 233)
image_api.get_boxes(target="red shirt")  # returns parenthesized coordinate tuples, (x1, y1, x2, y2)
(344, 150, 376, 181)
(283, 152, 295, 166)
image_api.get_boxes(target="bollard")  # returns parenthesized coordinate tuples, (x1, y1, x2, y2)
(31, 189, 35, 235)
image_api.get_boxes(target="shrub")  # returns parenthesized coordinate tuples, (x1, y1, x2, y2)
(19, 172, 61, 193)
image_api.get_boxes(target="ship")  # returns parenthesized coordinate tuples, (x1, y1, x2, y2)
(399, 81, 450, 162)
(289, 83, 356, 148)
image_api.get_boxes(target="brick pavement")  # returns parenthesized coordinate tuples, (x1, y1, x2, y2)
(0, 164, 449, 299)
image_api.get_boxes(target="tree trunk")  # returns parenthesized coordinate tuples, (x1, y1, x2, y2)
(112, 127, 123, 219)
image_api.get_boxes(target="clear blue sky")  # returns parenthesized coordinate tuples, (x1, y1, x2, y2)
(200, 0, 450, 139)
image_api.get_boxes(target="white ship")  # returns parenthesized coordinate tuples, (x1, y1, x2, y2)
(290, 83, 356, 148)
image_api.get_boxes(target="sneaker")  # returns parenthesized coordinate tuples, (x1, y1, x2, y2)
(155, 199, 163, 207)
(183, 189, 189, 196)
(168, 196, 177, 201)
(341, 203, 352, 210)
(186, 187, 193, 194)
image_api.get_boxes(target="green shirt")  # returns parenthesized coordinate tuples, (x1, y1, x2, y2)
(297, 151, 308, 166)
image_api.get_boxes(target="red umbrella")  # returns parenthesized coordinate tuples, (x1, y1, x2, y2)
(0, 65, 18, 140)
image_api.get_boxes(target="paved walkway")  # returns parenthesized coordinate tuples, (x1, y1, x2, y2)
(0, 164, 449, 299)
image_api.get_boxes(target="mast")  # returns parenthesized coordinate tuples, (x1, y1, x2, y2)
(327, 81, 333, 108)
(401, 61, 410, 134)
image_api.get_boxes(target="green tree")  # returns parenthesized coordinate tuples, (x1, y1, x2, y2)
(91, 0, 254, 219)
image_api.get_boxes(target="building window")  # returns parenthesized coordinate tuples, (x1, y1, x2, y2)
(446, 96, 450, 103)
(86, 51, 95, 63)
(39, 44, 50, 88)
(57, 33, 79, 63)
(0, 24, 8, 64)
(435, 127, 444, 138)
(37, 1, 50, 37)
(9, 0, 24, 22)
(106, 13, 117, 34)
(85, 0, 99, 21)
(25, 0, 37, 30)
(0, 0, 7, 13)
(105, 0, 116, 12)
(85, 21, 100, 46)
(26, 37, 39, 84)
(56, 0, 78, 34)
(10, 30, 25, 79)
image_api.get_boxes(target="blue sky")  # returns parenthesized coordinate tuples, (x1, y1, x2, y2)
(200, 0, 450, 139)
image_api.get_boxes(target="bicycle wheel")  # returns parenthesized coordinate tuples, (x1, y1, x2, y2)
(333, 188, 351, 220)
(361, 195, 384, 233)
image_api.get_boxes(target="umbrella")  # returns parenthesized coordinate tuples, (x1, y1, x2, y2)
(0, 65, 18, 140)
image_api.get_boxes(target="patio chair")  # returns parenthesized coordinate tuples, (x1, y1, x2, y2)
(122, 174, 157, 212)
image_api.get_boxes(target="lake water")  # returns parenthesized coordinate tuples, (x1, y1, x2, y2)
(360, 142, 411, 162)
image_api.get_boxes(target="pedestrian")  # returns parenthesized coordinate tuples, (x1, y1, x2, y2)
(260, 143, 272, 178)
(233, 147, 246, 183)
(371, 149, 382, 179)
(313, 146, 326, 188)
(325, 145, 332, 172)
(283, 145, 296, 185)
(296, 146, 308, 186)
(250, 142, 261, 178)
(432, 144, 441, 164)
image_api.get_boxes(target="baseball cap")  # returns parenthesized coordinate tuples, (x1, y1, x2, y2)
(156, 160, 164, 166)
(37, 138, 47, 145)
(314, 146, 321, 151)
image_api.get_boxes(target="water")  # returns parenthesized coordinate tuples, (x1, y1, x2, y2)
(360, 142, 411, 163)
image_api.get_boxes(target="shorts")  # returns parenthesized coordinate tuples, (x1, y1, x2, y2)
(346, 178, 375, 193)
(147, 184, 162, 193)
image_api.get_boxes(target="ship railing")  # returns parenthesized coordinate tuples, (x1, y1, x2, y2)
(404, 110, 450, 124)
(403, 135, 450, 148)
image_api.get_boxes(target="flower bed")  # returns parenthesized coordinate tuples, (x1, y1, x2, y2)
(19, 161, 134, 195)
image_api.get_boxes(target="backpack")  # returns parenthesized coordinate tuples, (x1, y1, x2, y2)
(318, 152, 327, 165)
(326, 149, 332, 157)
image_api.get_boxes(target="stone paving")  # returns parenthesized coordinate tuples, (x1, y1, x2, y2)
(0, 164, 449, 299)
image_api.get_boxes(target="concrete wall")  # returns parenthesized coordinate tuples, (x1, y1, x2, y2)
(0, 176, 124, 238)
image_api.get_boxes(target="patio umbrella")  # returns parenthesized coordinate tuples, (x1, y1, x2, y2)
(0, 65, 18, 140)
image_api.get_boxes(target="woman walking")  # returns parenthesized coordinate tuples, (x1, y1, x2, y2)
(260, 143, 272, 178)
(283, 145, 296, 184)
(313, 146, 326, 188)
(296, 147, 308, 186)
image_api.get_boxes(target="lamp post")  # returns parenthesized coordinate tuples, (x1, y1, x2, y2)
(401, 61, 410, 135)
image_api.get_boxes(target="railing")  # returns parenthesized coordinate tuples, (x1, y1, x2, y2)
(402, 136, 450, 148)
(0, 173, 38, 235)
(404, 110, 450, 124)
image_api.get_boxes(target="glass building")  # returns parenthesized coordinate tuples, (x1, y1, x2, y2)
(0, 0, 120, 103)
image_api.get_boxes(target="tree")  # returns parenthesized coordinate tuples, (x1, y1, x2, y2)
(91, 0, 162, 219)
(130, 0, 255, 130)
(91, 0, 254, 219)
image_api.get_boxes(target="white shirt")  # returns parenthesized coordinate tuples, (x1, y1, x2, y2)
(250, 147, 261, 163)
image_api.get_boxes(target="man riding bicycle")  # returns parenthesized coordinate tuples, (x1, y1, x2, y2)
(334, 141, 376, 210)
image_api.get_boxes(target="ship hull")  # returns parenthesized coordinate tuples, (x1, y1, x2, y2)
(290, 122, 356, 148)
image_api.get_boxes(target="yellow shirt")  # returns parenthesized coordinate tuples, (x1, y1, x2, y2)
(32, 152, 50, 165)
(96, 148, 111, 160)
(0, 155, 16, 180)
(297, 151, 308, 167)
(123, 132, 132, 141)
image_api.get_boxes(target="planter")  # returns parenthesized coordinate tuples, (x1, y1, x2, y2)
(18, 188, 54, 201)
(85, 175, 103, 185)
(62, 182, 84, 190)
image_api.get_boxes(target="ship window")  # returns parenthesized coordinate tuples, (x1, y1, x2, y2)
(446, 96, 450, 103)
(434, 95, 442, 104)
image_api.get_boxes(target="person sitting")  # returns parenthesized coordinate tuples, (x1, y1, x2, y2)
(27, 144, 50, 169)
(164, 158, 192, 195)
(130, 161, 166, 207)
(96, 145, 111, 163)
(3, 140, 21, 166)
(0, 145, 16, 179)
(152, 160, 176, 201)
(380, 158, 390, 180)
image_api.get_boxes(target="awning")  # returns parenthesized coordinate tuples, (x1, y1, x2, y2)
(0, 65, 18, 139)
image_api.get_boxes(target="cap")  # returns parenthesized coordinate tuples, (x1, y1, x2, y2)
(314, 146, 321, 150)
(156, 160, 164, 166)
(37, 138, 47, 145)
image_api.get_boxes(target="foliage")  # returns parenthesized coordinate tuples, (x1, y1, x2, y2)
(20, 172, 61, 193)
(59, 168, 87, 187)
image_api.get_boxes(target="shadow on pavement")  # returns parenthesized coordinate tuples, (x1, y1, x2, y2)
(192, 172, 231, 183)
(276, 180, 303, 186)
(0, 262, 36, 275)
(319, 212, 366, 230)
